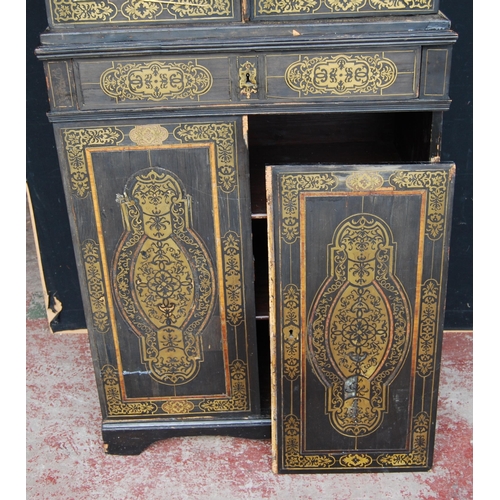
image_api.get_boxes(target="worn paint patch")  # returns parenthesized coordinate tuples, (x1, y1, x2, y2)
(27, 291, 46, 320)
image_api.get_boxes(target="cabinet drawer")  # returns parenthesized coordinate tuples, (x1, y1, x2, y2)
(44, 0, 438, 28)
(251, 0, 439, 22)
(264, 49, 420, 101)
(45, 0, 241, 28)
(46, 45, 455, 113)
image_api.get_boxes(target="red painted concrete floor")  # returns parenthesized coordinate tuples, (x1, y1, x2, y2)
(26, 207, 472, 499)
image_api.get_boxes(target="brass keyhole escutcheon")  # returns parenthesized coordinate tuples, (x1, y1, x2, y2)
(239, 61, 258, 99)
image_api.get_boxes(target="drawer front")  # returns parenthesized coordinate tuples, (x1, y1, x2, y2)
(75, 56, 234, 110)
(45, 46, 455, 112)
(251, 0, 438, 21)
(44, 0, 438, 27)
(265, 49, 420, 101)
(74, 50, 419, 110)
(45, 0, 241, 28)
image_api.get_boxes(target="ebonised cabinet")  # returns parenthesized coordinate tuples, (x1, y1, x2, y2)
(36, 0, 457, 471)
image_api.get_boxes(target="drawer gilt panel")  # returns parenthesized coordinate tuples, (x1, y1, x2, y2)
(76, 57, 232, 109)
(266, 50, 420, 100)
(100, 60, 213, 101)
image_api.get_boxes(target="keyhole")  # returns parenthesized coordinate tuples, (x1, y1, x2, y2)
(240, 68, 257, 98)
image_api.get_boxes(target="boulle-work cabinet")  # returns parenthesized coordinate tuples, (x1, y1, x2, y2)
(36, 0, 457, 472)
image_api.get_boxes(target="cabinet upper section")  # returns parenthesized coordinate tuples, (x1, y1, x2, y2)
(38, 3, 456, 117)
(41, 41, 455, 117)
(45, 0, 439, 29)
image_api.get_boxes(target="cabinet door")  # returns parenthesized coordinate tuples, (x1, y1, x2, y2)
(53, 117, 261, 450)
(267, 163, 455, 473)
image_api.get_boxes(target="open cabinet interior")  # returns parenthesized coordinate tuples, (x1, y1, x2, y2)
(248, 111, 434, 416)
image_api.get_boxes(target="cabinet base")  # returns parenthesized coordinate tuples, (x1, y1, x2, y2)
(102, 417, 272, 455)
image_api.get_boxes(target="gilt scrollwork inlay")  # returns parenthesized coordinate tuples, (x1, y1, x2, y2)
(100, 61, 213, 102)
(339, 454, 373, 467)
(417, 279, 440, 377)
(389, 170, 449, 240)
(282, 284, 300, 381)
(308, 214, 412, 436)
(129, 125, 169, 146)
(82, 239, 110, 333)
(222, 231, 244, 326)
(102, 364, 158, 415)
(161, 399, 195, 414)
(199, 359, 249, 412)
(377, 412, 430, 466)
(285, 54, 397, 96)
(50, 0, 233, 24)
(62, 127, 124, 198)
(346, 172, 384, 191)
(280, 173, 338, 244)
(121, 0, 162, 19)
(257, 0, 432, 15)
(284, 414, 336, 469)
(112, 167, 216, 385)
(156, 0, 231, 18)
(52, 0, 118, 23)
(367, 0, 432, 10)
(174, 122, 237, 193)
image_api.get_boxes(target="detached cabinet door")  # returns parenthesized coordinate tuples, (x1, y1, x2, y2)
(53, 117, 261, 453)
(267, 163, 455, 473)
